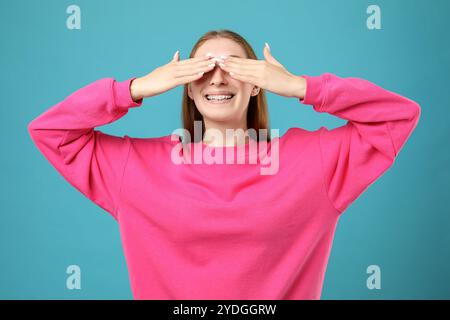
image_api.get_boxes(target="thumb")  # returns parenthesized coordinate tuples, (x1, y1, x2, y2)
(263, 43, 284, 68)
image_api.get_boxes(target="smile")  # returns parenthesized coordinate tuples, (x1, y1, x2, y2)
(204, 94, 235, 104)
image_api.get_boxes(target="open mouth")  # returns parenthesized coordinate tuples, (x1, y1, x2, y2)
(203, 94, 235, 104)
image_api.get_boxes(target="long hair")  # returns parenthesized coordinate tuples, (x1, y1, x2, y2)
(181, 29, 271, 143)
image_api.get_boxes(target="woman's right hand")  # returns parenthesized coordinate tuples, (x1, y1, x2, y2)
(130, 51, 216, 101)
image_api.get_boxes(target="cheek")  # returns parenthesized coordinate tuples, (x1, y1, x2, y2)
(236, 88, 253, 99)
(189, 85, 201, 98)
(195, 76, 209, 85)
(236, 82, 253, 93)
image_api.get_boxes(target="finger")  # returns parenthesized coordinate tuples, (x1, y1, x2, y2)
(172, 50, 180, 62)
(174, 62, 216, 78)
(227, 71, 256, 84)
(223, 56, 262, 66)
(177, 71, 207, 85)
(177, 58, 217, 71)
(177, 54, 213, 66)
(263, 45, 285, 68)
(218, 61, 259, 75)
(219, 63, 257, 81)
(220, 59, 262, 73)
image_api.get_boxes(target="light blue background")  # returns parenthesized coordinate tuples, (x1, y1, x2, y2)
(1, 0, 448, 299)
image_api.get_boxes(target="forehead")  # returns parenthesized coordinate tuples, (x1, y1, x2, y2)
(194, 38, 247, 58)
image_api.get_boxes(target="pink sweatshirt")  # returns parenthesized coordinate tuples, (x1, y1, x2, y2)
(28, 73, 420, 299)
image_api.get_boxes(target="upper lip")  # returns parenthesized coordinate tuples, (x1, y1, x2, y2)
(204, 91, 235, 96)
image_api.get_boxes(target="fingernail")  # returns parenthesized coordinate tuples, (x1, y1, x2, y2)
(173, 50, 179, 58)
(265, 42, 270, 50)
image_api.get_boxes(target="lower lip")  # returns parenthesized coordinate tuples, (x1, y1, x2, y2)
(204, 95, 235, 104)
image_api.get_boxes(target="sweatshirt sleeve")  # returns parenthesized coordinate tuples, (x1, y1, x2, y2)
(27, 77, 143, 219)
(299, 73, 421, 214)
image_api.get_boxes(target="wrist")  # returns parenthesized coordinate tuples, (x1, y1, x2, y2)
(130, 78, 144, 102)
(291, 75, 307, 99)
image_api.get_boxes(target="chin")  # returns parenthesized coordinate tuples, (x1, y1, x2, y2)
(201, 109, 238, 122)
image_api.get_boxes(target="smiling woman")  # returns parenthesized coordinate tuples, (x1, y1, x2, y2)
(184, 34, 269, 146)
(28, 29, 420, 300)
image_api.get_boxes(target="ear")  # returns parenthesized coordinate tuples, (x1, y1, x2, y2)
(251, 86, 260, 96)
(187, 84, 194, 100)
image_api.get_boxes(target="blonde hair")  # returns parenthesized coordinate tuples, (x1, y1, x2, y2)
(181, 29, 271, 143)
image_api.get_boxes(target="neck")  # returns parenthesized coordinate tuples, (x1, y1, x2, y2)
(203, 119, 249, 147)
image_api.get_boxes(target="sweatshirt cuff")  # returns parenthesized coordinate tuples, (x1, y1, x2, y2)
(113, 77, 143, 110)
(298, 74, 328, 112)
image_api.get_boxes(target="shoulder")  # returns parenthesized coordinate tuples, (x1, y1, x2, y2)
(273, 127, 323, 159)
(280, 126, 323, 146)
(283, 125, 351, 145)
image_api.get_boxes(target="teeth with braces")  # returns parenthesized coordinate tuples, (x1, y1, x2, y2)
(206, 95, 233, 100)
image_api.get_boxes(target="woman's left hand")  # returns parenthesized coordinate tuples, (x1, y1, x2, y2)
(218, 44, 306, 99)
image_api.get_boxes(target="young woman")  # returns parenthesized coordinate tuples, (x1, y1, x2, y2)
(28, 29, 421, 300)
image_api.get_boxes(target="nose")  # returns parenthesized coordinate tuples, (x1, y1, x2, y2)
(208, 61, 228, 85)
